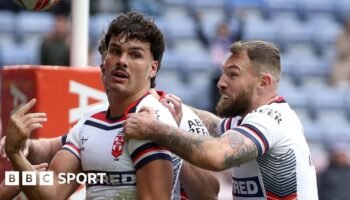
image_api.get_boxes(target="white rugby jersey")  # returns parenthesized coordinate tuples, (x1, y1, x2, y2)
(174, 105, 210, 199)
(157, 91, 210, 200)
(63, 92, 180, 200)
(219, 97, 318, 200)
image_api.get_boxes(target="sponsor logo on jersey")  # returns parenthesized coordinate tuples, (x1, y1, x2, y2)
(253, 108, 282, 124)
(187, 119, 209, 135)
(111, 135, 125, 158)
(85, 171, 136, 186)
(232, 176, 264, 197)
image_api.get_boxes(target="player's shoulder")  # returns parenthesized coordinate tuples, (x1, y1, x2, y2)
(180, 105, 209, 135)
(181, 104, 194, 115)
(80, 104, 109, 120)
(138, 94, 167, 110)
(181, 104, 200, 121)
(138, 94, 178, 126)
(245, 103, 284, 125)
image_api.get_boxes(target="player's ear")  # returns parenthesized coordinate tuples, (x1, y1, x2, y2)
(100, 61, 106, 74)
(258, 73, 272, 92)
(149, 61, 158, 78)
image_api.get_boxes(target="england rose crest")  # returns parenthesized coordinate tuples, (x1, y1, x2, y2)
(112, 135, 125, 158)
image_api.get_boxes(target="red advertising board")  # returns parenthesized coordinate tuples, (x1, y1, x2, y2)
(0, 65, 106, 185)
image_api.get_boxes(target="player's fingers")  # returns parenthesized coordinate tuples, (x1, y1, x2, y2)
(126, 112, 136, 119)
(37, 167, 47, 171)
(15, 99, 36, 116)
(23, 117, 47, 129)
(165, 94, 182, 103)
(1, 136, 11, 159)
(1, 149, 8, 159)
(22, 143, 29, 157)
(138, 106, 154, 114)
(22, 113, 47, 123)
(2, 152, 8, 159)
(164, 96, 181, 111)
(27, 123, 44, 133)
(33, 163, 49, 171)
(164, 95, 182, 113)
(0, 136, 5, 155)
(160, 98, 175, 112)
(164, 94, 182, 105)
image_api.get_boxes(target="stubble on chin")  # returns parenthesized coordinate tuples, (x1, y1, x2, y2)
(216, 94, 251, 118)
(216, 98, 236, 118)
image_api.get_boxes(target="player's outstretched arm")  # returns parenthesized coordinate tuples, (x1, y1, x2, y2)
(1, 135, 31, 160)
(1, 135, 63, 165)
(124, 106, 258, 171)
(161, 94, 223, 137)
(5, 99, 80, 199)
(0, 163, 48, 199)
(27, 136, 63, 164)
(180, 161, 219, 200)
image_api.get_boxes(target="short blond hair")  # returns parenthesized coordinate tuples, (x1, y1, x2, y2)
(230, 40, 281, 83)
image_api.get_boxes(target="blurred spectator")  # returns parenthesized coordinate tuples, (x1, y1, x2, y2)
(330, 17, 350, 88)
(51, 0, 70, 16)
(208, 23, 239, 112)
(121, 0, 131, 12)
(210, 23, 235, 67)
(40, 14, 70, 66)
(194, 10, 242, 112)
(318, 142, 350, 200)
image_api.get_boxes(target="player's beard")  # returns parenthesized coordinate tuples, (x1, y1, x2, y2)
(216, 89, 253, 118)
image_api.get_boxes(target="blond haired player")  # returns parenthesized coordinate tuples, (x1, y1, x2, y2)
(124, 41, 319, 199)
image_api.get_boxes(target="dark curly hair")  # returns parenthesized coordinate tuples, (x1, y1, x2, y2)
(103, 11, 165, 88)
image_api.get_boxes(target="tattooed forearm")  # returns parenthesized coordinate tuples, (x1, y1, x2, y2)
(190, 107, 222, 137)
(149, 121, 257, 171)
(154, 122, 208, 161)
(150, 121, 219, 167)
(221, 131, 258, 169)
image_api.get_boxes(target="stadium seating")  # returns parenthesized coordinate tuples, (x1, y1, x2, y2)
(89, 13, 118, 42)
(0, 11, 16, 44)
(0, 41, 36, 66)
(17, 11, 55, 41)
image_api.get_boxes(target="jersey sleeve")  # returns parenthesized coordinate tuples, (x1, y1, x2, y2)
(218, 116, 242, 135)
(61, 134, 68, 145)
(232, 110, 282, 156)
(62, 120, 84, 160)
(127, 101, 177, 171)
(128, 140, 173, 170)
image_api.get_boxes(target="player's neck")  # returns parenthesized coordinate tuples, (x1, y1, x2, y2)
(242, 93, 279, 118)
(108, 88, 149, 117)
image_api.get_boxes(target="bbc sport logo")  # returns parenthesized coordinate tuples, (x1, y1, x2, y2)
(5, 171, 106, 185)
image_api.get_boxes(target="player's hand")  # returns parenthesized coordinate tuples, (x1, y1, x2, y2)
(33, 162, 49, 171)
(5, 99, 47, 156)
(0, 136, 32, 160)
(123, 106, 157, 140)
(160, 94, 183, 126)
